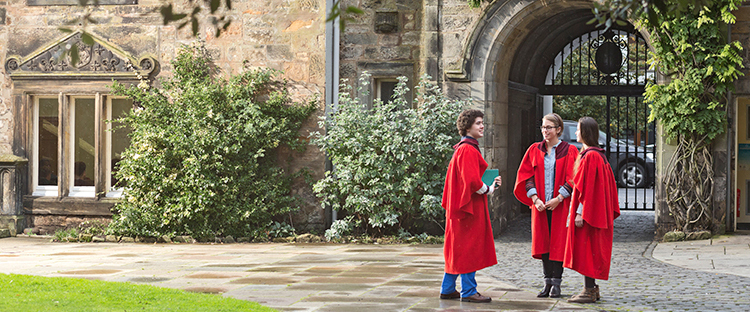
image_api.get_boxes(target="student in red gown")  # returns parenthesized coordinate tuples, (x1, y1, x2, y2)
(564, 116, 620, 303)
(440, 109, 500, 303)
(513, 113, 578, 298)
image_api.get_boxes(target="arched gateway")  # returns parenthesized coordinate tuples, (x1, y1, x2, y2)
(443, 0, 656, 232)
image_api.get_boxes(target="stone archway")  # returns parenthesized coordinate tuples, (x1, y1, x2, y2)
(445, 0, 652, 233)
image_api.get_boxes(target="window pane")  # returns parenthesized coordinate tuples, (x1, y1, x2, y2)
(110, 98, 132, 188)
(379, 80, 397, 102)
(38, 99, 59, 186)
(74, 98, 95, 187)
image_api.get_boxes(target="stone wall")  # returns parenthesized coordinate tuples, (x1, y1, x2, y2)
(728, 4, 750, 232)
(0, 0, 329, 232)
(338, 0, 427, 100)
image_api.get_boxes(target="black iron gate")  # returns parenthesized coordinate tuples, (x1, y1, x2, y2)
(540, 27, 655, 210)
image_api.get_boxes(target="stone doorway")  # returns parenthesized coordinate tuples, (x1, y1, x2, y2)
(444, 0, 657, 233)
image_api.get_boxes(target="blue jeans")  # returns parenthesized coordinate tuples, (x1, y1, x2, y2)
(440, 272, 477, 297)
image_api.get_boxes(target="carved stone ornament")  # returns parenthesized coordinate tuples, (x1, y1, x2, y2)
(5, 31, 156, 80)
(375, 12, 399, 34)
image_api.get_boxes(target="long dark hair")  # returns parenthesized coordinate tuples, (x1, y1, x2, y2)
(573, 116, 601, 176)
(578, 116, 599, 148)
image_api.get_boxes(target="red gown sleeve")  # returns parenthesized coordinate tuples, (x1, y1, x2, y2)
(456, 146, 484, 216)
(513, 145, 538, 207)
(442, 145, 485, 219)
(562, 145, 578, 189)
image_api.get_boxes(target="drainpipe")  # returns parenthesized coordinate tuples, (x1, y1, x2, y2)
(727, 90, 734, 233)
(324, 0, 340, 227)
(727, 22, 735, 232)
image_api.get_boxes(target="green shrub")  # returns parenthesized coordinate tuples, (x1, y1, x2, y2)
(267, 221, 297, 238)
(52, 228, 78, 242)
(78, 220, 107, 236)
(108, 42, 316, 239)
(311, 73, 467, 235)
(324, 216, 357, 241)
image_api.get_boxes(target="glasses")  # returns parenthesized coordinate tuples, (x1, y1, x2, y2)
(540, 126, 560, 131)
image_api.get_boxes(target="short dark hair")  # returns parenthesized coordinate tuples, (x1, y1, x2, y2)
(456, 109, 484, 136)
(578, 116, 600, 148)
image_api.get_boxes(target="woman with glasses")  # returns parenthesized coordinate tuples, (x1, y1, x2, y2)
(513, 113, 578, 298)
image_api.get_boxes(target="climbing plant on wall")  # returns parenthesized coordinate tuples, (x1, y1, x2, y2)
(643, 0, 744, 233)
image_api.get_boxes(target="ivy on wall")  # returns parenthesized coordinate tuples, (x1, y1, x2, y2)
(643, 0, 744, 233)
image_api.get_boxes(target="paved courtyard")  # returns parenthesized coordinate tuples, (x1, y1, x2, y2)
(488, 210, 750, 311)
(0, 210, 749, 311)
(0, 235, 592, 311)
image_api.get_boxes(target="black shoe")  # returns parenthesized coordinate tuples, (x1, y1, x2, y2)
(537, 278, 552, 298)
(550, 278, 562, 298)
(550, 284, 561, 298)
(537, 284, 552, 297)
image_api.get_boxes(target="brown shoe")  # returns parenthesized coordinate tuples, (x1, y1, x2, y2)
(439, 290, 460, 300)
(594, 285, 601, 301)
(461, 292, 491, 303)
(567, 287, 596, 303)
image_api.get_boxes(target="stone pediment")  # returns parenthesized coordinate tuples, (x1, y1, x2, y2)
(5, 31, 156, 80)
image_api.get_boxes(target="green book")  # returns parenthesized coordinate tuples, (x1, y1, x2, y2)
(482, 169, 499, 187)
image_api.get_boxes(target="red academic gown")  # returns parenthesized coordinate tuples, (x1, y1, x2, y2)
(563, 147, 621, 280)
(513, 141, 577, 261)
(442, 138, 498, 274)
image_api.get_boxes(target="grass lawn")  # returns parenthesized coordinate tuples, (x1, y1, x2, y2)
(0, 273, 277, 311)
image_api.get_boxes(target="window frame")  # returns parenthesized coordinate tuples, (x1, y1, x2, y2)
(28, 93, 132, 199)
(31, 95, 60, 197)
(375, 78, 399, 103)
(68, 95, 99, 198)
(105, 96, 131, 198)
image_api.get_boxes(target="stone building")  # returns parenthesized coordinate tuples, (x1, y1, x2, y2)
(0, 0, 329, 234)
(0, 0, 748, 237)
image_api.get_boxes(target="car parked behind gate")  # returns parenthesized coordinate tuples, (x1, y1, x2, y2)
(561, 120, 655, 188)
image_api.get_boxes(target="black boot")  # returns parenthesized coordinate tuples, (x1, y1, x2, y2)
(537, 278, 552, 297)
(550, 278, 562, 298)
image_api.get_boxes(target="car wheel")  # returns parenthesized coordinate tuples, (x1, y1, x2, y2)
(618, 162, 646, 188)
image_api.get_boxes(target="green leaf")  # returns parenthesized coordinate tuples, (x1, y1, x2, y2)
(81, 32, 95, 46)
(69, 43, 80, 67)
(345, 6, 364, 14)
(210, 0, 220, 14)
(160, 4, 174, 25)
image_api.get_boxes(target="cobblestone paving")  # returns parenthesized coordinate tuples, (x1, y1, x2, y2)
(485, 210, 750, 311)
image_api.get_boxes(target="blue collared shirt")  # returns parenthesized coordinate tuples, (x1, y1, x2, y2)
(527, 141, 570, 201)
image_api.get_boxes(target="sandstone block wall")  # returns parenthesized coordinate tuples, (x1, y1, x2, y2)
(0, 0, 329, 232)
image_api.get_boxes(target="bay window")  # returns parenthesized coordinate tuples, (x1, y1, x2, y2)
(30, 94, 132, 198)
